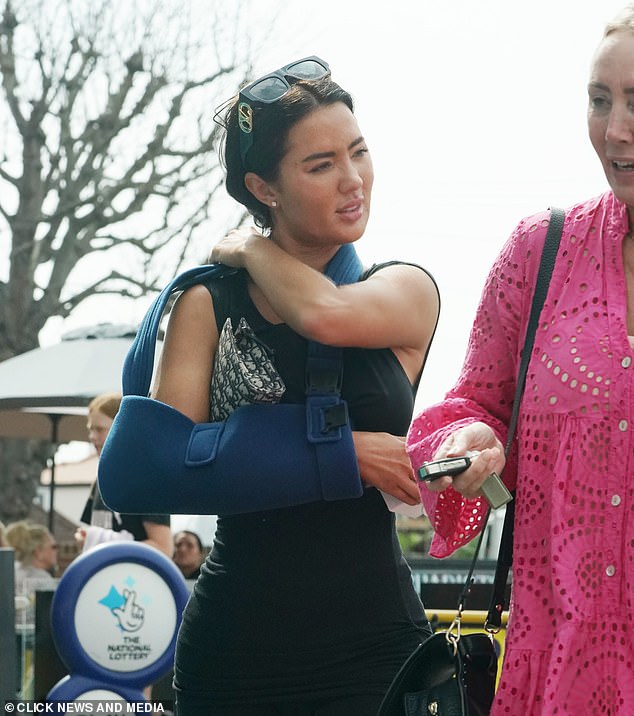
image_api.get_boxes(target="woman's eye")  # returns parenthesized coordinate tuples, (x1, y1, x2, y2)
(310, 161, 332, 173)
(589, 95, 610, 111)
(354, 147, 369, 158)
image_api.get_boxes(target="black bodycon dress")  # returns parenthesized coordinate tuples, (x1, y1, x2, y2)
(173, 267, 432, 708)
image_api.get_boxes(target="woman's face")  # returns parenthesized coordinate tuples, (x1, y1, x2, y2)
(173, 532, 203, 571)
(588, 30, 634, 213)
(33, 533, 58, 571)
(87, 408, 114, 456)
(265, 102, 374, 254)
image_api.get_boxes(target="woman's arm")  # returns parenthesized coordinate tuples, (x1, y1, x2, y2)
(209, 229, 439, 358)
(141, 522, 174, 557)
(151, 239, 435, 510)
(152, 285, 218, 423)
(353, 431, 421, 505)
(209, 230, 440, 504)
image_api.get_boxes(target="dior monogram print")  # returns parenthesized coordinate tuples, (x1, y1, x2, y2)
(210, 317, 285, 421)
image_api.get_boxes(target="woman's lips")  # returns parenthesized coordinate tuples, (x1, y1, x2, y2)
(337, 200, 364, 221)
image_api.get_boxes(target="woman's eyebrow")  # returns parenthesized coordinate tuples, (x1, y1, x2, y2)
(589, 81, 634, 95)
(588, 81, 611, 92)
(302, 136, 365, 163)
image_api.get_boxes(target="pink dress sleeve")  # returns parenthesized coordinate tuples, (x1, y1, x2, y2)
(407, 211, 550, 557)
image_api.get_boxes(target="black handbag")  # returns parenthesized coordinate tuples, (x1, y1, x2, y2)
(378, 207, 565, 716)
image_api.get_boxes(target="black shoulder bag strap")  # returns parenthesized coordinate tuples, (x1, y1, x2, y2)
(452, 207, 565, 628)
(483, 206, 565, 628)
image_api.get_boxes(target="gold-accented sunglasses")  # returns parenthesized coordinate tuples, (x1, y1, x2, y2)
(238, 56, 330, 167)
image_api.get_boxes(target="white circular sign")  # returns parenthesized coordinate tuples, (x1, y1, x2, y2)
(75, 689, 126, 700)
(74, 562, 177, 672)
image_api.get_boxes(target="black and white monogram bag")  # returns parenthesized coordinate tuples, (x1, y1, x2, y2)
(210, 317, 286, 421)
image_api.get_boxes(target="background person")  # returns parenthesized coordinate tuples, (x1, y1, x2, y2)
(5, 520, 57, 698)
(152, 56, 440, 713)
(172, 530, 205, 580)
(406, 5, 634, 714)
(5, 520, 57, 624)
(76, 392, 172, 556)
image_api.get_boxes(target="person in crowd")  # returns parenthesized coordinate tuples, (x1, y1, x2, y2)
(152, 56, 440, 713)
(5, 520, 57, 626)
(172, 530, 205, 580)
(76, 392, 172, 556)
(5, 520, 57, 697)
(406, 6, 634, 715)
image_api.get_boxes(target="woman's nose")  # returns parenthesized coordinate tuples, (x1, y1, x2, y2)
(340, 161, 363, 192)
(606, 106, 634, 144)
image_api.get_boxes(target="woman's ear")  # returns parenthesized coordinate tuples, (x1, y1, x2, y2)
(244, 172, 277, 206)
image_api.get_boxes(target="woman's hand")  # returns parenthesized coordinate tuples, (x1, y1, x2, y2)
(74, 527, 87, 547)
(208, 226, 265, 268)
(424, 422, 505, 499)
(353, 431, 421, 505)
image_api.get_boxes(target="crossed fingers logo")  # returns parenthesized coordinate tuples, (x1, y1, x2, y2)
(99, 585, 145, 633)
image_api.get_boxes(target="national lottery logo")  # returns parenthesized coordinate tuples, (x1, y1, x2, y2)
(98, 583, 151, 663)
(73, 563, 177, 673)
(100, 586, 146, 633)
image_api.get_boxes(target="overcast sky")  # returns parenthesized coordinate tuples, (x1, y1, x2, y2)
(45, 0, 629, 414)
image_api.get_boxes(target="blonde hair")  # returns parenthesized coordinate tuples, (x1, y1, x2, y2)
(88, 392, 122, 420)
(5, 521, 52, 565)
(604, 4, 634, 37)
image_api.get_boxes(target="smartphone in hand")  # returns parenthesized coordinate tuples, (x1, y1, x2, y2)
(417, 453, 512, 509)
(417, 455, 473, 481)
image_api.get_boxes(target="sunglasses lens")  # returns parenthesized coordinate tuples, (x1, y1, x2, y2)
(248, 76, 289, 102)
(286, 59, 329, 80)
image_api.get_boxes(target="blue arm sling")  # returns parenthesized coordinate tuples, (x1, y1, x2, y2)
(98, 244, 364, 515)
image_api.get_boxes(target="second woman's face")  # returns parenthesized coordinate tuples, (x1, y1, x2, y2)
(268, 102, 374, 252)
(588, 30, 634, 211)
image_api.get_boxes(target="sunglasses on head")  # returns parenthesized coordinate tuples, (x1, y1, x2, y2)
(238, 56, 330, 167)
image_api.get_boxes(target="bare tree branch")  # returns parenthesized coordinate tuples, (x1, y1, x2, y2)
(0, 0, 259, 357)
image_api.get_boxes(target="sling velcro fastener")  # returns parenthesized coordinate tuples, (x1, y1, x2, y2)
(185, 423, 224, 466)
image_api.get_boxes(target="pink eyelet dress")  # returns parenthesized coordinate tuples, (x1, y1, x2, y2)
(407, 192, 634, 716)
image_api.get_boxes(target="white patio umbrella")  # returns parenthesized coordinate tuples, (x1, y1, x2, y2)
(0, 324, 138, 532)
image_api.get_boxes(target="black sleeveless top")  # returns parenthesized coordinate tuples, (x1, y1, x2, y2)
(174, 267, 432, 705)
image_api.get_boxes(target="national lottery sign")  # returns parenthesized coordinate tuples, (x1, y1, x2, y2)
(50, 542, 189, 689)
(74, 563, 176, 672)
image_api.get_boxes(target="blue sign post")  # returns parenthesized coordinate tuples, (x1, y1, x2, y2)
(47, 542, 188, 706)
